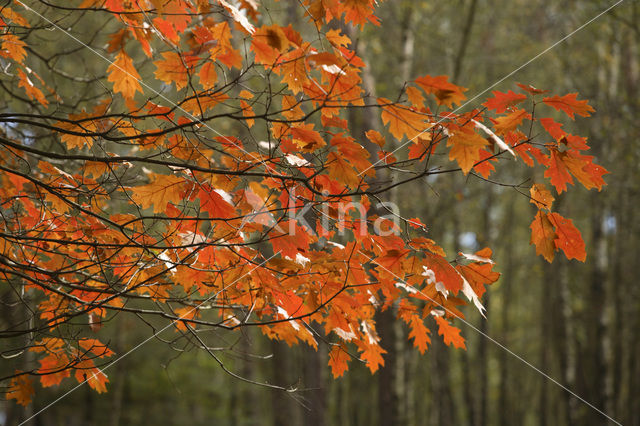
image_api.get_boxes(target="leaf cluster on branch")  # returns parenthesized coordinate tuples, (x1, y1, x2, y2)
(0, 0, 606, 405)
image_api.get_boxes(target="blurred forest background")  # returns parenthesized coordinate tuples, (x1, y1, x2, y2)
(2, 0, 639, 425)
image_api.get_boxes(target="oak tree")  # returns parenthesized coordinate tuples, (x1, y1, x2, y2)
(0, 0, 606, 406)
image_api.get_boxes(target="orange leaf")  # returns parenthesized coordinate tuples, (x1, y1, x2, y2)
(408, 315, 430, 354)
(74, 361, 109, 393)
(7, 373, 34, 406)
(406, 86, 425, 108)
(516, 83, 548, 95)
(447, 128, 488, 175)
(174, 306, 199, 331)
(548, 212, 586, 262)
(530, 211, 556, 262)
(424, 253, 463, 293)
(107, 50, 142, 100)
(543, 93, 594, 119)
(18, 69, 48, 106)
(196, 184, 236, 218)
(279, 48, 307, 94)
(38, 354, 71, 387)
(360, 342, 386, 373)
(378, 98, 426, 140)
(290, 124, 325, 151)
(559, 150, 608, 191)
(326, 152, 360, 189)
(154, 51, 196, 91)
(539, 117, 565, 140)
(1, 34, 26, 63)
(199, 61, 218, 87)
(529, 183, 554, 210)
(130, 173, 186, 213)
(414, 75, 467, 107)
(365, 130, 386, 148)
(545, 149, 573, 193)
(328, 344, 350, 378)
(493, 109, 531, 135)
(434, 316, 465, 349)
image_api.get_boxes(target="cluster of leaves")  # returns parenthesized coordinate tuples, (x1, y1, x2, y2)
(0, 0, 605, 405)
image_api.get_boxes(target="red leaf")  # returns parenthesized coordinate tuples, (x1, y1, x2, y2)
(539, 117, 565, 140)
(483, 90, 527, 113)
(545, 149, 574, 193)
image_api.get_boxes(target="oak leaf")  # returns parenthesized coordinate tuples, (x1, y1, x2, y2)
(543, 93, 594, 119)
(483, 90, 527, 113)
(548, 212, 586, 262)
(107, 50, 142, 100)
(447, 128, 489, 175)
(7, 373, 34, 406)
(530, 211, 556, 262)
(130, 173, 186, 213)
(434, 316, 466, 349)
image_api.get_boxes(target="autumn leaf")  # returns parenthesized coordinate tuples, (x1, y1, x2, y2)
(199, 61, 218, 87)
(414, 75, 467, 107)
(359, 342, 386, 373)
(378, 98, 426, 140)
(196, 184, 236, 218)
(1, 34, 27, 63)
(108, 50, 143, 100)
(424, 253, 463, 293)
(39, 354, 71, 387)
(130, 173, 186, 213)
(7, 373, 34, 406)
(545, 148, 574, 193)
(365, 130, 386, 148)
(543, 93, 595, 119)
(548, 212, 586, 262)
(447, 128, 489, 175)
(483, 90, 527, 113)
(328, 344, 351, 378)
(559, 150, 609, 191)
(493, 108, 531, 135)
(530, 211, 556, 262)
(18, 69, 48, 106)
(539, 117, 565, 140)
(408, 315, 431, 354)
(529, 183, 554, 210)
(327, 151, 360, 188)
(434, 316, 466, 349)
(290, 123, 326, 151)
(219, 0, 255, 34)
(279, 48, 308, 94)
(74, 362, 109, 393)
(154, 51, 197, 91)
